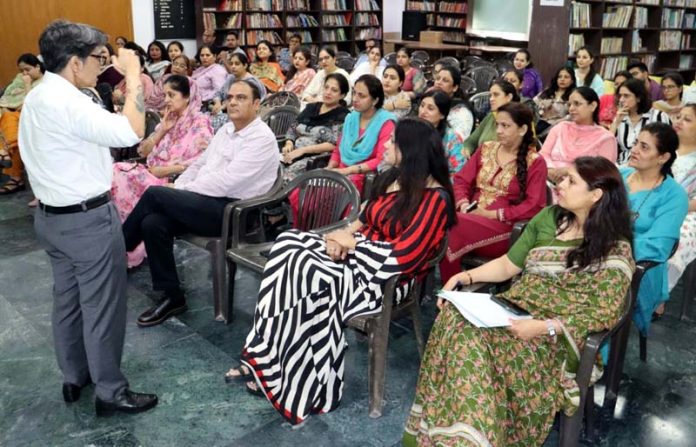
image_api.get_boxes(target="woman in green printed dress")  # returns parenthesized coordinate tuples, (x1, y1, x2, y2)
(403, 156, 635, 447)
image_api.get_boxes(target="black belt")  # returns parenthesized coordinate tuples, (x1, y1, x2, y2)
(39, 192, 111, 215)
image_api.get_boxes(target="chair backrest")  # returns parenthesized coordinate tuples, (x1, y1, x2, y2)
(409, 60, 425, 71)
(460, 55, 487, 71)
(383, 52, 397, 65)
(466, 65, 499, 93)
(493, 58, 515, 76)
(259, 91, 301, 114)
(336, 50, 352, 59)
(336, 56, 356, 72)
(460, 75, 477, 97)
(469, 91, 491, 123)
(262, 106, 300, 140)
(434, 56, 460, 70)
(411, 50, 430, 64)
(145, 111, 161, 137)
(283, 169, 361, 232)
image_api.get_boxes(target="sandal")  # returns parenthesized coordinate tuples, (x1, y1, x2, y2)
(0, 178, 25, 195)
(0, 152, 11, 168)
(245, 380, 265, 398)
(223, 365, 253, 384)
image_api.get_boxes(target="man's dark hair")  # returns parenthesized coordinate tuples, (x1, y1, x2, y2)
(627, 61, 649, 73)
(289, 34, 302, 43)
(232, 79, 261, 101)
(39, 20, 107, 73)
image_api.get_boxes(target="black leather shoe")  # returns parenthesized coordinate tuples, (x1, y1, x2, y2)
(95, 389, 158, 417)
(62, 379, 92, 403)
(137, 294, 186, 327)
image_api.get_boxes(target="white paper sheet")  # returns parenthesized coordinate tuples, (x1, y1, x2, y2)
(438, 290, 533, 328)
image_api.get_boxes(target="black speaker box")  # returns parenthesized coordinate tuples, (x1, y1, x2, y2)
(402, 11, 428, 41)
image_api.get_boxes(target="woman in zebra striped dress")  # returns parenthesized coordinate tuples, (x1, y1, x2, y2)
(224, 117, 457, 424)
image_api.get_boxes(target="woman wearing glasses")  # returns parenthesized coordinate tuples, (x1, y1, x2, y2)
(620, 122, 687, 331)
(652, 72, 685, 121)
(540, 87, 617, 184)
(112, 75, 212, 267)
(146, 55, 193, 112)
(301, 47, 351, 105)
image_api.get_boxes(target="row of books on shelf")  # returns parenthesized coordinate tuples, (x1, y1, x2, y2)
(663, 8, 684, 27)
(287, 14, 319, 27)
(355, 0, 380, 10)
(246, 30, 284, 44)
(406, 1, 435, 11)
(203, 12, 243, 30)
(322, 0, 347, 9)
(570, 2, 590, 28)
(356, 27, 381, 39)
(439, 2, 467, 13)
(637, 0, 659, 4)
(683, 33, 692, 49)
(436, 17, 466, 27)
(323, 14, 349, 26)
(287, 30, 313, 43)
(660, 30, 682, 50)
(601, 37, 623, 54)
(600, 56, 628, 79)
(634, 7, 648, 28)
(246, 13, 282, 28)
(321, 28, 348, 41)
(247, 0, 283, 11)
(603, 6, 632, 28)
(216, 0, 242, 10)
(684, 12, 696, 26)
(568, 34, 585, 57)
(355, 13, 380, 26)
(443, 31, 466, 44)
(664, 0, 696, 7)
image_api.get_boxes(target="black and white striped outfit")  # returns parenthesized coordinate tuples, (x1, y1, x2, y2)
(239, 189, 451, 424)
(616, 109, 671, 164)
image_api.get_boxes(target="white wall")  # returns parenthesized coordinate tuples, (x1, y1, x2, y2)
(383, 0, 405, 34)
(131, 0, 197, 57)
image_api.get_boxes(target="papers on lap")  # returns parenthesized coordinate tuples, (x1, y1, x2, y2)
(438, 291, 533, 327)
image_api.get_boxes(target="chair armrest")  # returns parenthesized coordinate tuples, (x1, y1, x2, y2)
(510, 220, 529, 246)
(575, 330, 609, 390)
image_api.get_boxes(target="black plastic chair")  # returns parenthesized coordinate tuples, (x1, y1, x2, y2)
(336, 56, 356, 72)
(494, 58, 515, 76)
(412, 50, 430, 64)
(434, 56, 460, 69)
(111, 111, 161, 161)
(259, 91, 301, 118)
(465, 65, 499, 94)
(225, 170, 361, 321)
(460, 75, 478, 97)
(178, 165, 284, 323)
(347, 239, 447, 418)
(468, 91, 491, 123)
(460, 55, 490, 72)
(679, 259, 696, 320)
(262, 106, 300, 143)
(383, 52, 397, 65)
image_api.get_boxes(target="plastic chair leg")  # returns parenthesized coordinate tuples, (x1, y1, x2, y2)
(367, 315, 390, 419)
(639, 333, 647, 362)
(206, 239, 228, 323)
(223, 257, 237, 325)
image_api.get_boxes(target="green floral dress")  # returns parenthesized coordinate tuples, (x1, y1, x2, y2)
(403, 207, 635, 447)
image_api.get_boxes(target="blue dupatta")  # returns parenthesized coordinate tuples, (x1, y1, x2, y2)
(339, 109, 395, 166)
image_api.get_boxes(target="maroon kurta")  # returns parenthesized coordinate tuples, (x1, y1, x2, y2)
(440, 141, 547, 282)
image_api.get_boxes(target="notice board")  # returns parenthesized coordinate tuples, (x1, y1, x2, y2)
(154, 0, 196, 40)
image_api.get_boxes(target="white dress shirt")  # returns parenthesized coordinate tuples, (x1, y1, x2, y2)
(175, 117, 279, 199)
(18, 72, 140, 206)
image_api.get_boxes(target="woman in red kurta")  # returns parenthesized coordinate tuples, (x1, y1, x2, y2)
(440, 102, 548, 282)
(224, 117, 456, 424)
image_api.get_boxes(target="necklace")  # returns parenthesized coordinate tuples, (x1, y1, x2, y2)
(630, 172, 662, 222)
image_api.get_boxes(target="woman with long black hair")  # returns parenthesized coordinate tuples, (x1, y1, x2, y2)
(224, 117, 456, 425)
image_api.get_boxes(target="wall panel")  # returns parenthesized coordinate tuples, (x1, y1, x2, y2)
(0, 0, 133, 85)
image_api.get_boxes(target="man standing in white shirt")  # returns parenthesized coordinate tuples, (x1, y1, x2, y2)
(123, 80, 278, 327)
(19, 20, 157, 416)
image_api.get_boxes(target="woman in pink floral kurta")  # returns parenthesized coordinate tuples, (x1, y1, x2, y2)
(112, 75, 212, 267)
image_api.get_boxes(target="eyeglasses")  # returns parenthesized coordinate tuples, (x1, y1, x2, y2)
(89, 54, 108, 65)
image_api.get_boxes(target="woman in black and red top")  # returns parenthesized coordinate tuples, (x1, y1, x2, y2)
(224, 117, 456, 425)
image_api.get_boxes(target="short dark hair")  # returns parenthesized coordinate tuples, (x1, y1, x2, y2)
(231, 79, 262, 101)
(571, 86, 601, 124)
(627, 61, 649, 73)
(325, 73, 350, 98)
(163, 74, 191, 98)
(17, 53, 45, 74)
(620, 78, 652, 114)
(226, 31, 239, 39)
(229, 52, 249, 67)
(356, 74, 385, 109)
(39, 20, 107, 73)
(289, 34, 302, 42)
(438, 65, 461, 91)
(168, 41, 185, 54)
(319, 46, 336, 59)
(641, 122, 679, 177)
(613, 70, 631, 82)
(419, 89, 452, 135)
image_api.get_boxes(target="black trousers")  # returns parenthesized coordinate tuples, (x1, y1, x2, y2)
(123, 186, 234, 293)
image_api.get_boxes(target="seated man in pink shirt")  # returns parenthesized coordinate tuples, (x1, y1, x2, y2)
(123, 80, 279, 327)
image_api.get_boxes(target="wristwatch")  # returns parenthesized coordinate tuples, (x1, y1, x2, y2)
(545, 319, 557, 338)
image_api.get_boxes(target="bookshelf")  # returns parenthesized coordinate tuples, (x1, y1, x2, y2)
(195, 0, 384, 58)
(567, 0, 696, 81)
(405, 0, 469, 44)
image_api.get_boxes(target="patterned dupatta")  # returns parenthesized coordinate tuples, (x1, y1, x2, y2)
(501, 240, 635, 415)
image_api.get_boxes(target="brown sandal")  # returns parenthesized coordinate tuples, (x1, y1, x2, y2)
(0, 178, 25, 195)
(223, 365, 253, 384)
